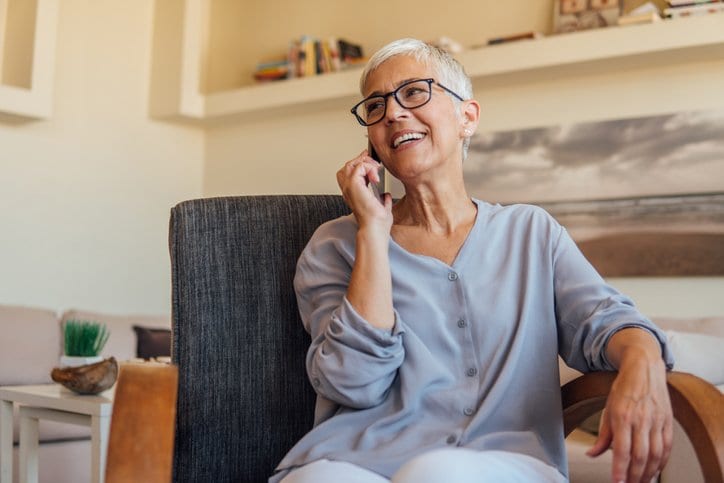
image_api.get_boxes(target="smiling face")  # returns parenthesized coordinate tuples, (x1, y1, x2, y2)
(364, 55, 478, 186)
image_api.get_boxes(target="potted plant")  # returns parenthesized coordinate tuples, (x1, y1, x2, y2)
(60, 320, 110, 367)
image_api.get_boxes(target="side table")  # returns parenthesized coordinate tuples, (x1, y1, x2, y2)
(0, 384, 114, 483)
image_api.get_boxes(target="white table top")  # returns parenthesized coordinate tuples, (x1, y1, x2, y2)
(0, 384, 114, 417)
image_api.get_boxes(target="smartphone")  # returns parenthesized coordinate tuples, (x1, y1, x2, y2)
(367, 141, 386, 203)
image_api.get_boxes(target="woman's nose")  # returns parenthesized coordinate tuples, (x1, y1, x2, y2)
(384, 95, 409, 123)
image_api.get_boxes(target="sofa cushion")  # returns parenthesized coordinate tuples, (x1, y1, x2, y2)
(0, 305, 61, 386)
(60, 310, 170, 363)
(652, 316, 724, 338)
(665, 330, 724, 385)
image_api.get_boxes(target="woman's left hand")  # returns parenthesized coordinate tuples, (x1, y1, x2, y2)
(587, 329, 673, 483)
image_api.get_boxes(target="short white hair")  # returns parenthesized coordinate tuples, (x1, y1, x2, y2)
(360, 38, 472, 100)
(359, 38, 474, 159)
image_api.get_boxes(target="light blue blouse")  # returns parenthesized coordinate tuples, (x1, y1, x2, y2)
(271, 199, 673, 482)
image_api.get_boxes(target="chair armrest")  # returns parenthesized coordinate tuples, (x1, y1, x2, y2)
(561, 371, 724, 483)
(105, 363, 179, 483)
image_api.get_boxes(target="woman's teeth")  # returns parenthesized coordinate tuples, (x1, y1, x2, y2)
(393, 132, 424, 148)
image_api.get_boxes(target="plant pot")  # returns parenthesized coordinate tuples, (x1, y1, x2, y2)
(52, 357, 118, 395)
(60, 355, 103, 368)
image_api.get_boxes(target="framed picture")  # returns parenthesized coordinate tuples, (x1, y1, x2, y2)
(463, 110, 724, 277)
(554, 0, 623, 33)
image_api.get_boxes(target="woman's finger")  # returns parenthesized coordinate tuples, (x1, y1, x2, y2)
(640, 424, 663, 483)
(661, 413, 673, 468)
(625, 415, 648, 483)
(610, 406, 632, 483)
(586, 411, 612, 457)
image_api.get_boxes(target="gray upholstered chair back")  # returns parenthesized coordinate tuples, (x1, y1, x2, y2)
(169, 195, 349, 483)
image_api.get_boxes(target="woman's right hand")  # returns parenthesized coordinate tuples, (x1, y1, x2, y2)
(336, 150, 393, 232)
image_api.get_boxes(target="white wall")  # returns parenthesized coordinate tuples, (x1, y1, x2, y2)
(1, 0, 721, 318)
(202, 5, 724, 318)
(0, 0, 204, 315)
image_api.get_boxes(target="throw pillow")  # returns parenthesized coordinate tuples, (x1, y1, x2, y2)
(133, 325, 172, 360)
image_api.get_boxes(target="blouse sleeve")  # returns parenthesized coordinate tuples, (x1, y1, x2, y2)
(552, 223, 674, 373)
(294, 221, 405, 409)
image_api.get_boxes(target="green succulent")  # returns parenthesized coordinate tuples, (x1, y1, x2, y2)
(63, 320, 110, 357)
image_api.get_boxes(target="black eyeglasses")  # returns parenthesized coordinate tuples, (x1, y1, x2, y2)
(350, 78, 465, 126)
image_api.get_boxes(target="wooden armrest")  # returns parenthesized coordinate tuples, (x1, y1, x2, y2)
(561, 371, 724, 483)
(105, 363, 179, 483)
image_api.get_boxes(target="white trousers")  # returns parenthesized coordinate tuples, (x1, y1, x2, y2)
(280, 448, 567, 483)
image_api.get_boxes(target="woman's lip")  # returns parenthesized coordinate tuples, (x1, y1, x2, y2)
(393, 134, 425, 152)
(391, 131, 426, 149)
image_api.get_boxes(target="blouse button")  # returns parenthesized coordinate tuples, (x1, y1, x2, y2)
(448, 272, 458, 281)
(466, 367, 478, 377)
(457, 319, 467, 328)
(464, 407, 475, 416)
(446, 435, 457, 445)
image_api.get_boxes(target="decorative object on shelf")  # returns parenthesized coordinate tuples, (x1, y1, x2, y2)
(60, 319, 110, 367)
(51, 357, 119, 395)
(617, 1, 662, 25)
(428, 36, 464, 53)
(553, 0, 623, 33)
(664, 0, 724, 18)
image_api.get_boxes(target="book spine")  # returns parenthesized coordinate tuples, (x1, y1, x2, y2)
(301, 36, 316, 77)
(328, 37, 341, 72)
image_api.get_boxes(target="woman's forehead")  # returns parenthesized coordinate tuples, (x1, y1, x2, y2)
(363, 56, 433, 95)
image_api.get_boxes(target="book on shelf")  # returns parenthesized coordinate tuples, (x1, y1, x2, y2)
(664, 1, 724, 17)
(302, 36, 316, 77)
(486, 31, 543, 45)
(256, 36, 365, 82)
(253, 60, 289, 82)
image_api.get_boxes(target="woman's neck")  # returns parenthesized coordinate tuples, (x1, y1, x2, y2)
(393, 185, 476, 235)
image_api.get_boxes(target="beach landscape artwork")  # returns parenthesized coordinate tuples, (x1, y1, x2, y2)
(464, 110, 724, 276)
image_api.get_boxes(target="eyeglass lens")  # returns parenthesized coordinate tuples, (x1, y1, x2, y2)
(357, 80, 432, 125)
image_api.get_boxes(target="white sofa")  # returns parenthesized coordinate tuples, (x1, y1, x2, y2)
(0, 304, 170, 483)
(564, 316, 724, 483)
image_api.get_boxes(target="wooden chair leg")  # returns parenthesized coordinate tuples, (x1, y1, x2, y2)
(105, 363, 178, 483)
(562, 371, 724, 483)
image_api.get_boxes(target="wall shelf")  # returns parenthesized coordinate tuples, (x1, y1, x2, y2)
(152, 3, 724, 125)
(0, 0, 59, 121)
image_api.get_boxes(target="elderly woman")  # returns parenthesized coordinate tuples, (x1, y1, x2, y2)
(271, 38, 673, 483)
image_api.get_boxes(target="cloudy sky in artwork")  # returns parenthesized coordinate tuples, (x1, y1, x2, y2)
(464, 110, 724, 203)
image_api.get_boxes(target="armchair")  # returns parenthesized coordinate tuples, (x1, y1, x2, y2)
(169, 195, 723, 483)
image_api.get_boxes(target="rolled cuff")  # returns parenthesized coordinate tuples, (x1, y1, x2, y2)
(598, 323, 675, 372)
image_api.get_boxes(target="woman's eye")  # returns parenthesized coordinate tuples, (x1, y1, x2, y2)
(365, 100, 384, 114)
(402, 87, 425, 98)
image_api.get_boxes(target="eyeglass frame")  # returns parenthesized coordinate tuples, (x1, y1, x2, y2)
(350, 78, 466, 126)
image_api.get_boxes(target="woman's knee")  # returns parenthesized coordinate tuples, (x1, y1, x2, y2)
(280, 459, 389, 483)
(392, 448, 481, 483)
(391, 448, 565, 483)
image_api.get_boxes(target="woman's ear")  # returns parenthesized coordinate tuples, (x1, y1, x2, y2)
(460, 99, 481, 137)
